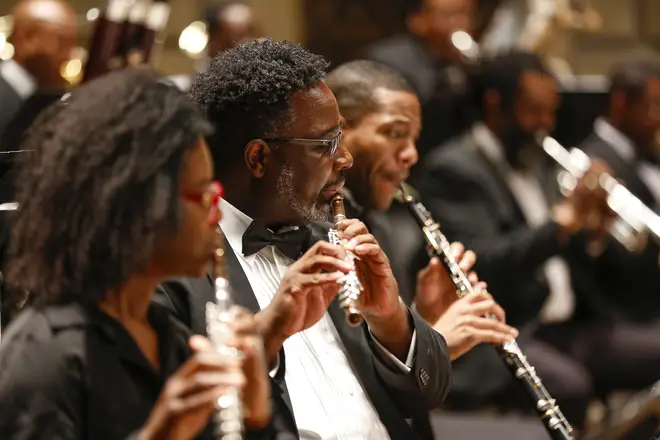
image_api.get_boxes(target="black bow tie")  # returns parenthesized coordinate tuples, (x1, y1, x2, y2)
(242, 220, 309, 260)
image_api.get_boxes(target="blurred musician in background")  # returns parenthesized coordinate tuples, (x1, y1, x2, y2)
(0, 0, 77, 136)
(0, 68, 274, 440)
(417, 50, 660, 431)
(574, 61, 660, 326)
(365, 0, 477, 171)
(157, 39, 452, 440)
(325, 59, 519, 361)
(169, 1, 261, 93)
(417, 51, 596, 428)
(205, 1, 260, 59)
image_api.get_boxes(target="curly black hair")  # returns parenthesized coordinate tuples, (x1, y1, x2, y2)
(188, 38, 329, 177)
(6, 68, 213, 306)
(475, 51, 552, 116)
(326, 60, 415, 124)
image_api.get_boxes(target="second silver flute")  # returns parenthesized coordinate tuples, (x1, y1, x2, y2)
(206, 226, 244, 440)
(399, 184, 575, 440)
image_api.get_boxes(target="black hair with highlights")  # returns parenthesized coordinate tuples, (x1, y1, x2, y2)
(6, 68, 213, 306)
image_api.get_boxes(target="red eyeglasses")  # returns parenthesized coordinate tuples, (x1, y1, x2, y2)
(181, 181, 224, 224)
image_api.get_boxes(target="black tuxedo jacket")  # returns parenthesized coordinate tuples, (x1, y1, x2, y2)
(155, 223, 452, 440)
(574, 134, 660, 322)
(414, 132, 575, 402)
(0, 90, 64, 153)
(0, 75, 24, 138)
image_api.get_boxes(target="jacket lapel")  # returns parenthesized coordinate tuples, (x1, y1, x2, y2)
(309, 224, 418, 439)
(468, 135, 531, 225)
(220, 233, 261, 314)
(325, 301, 418, 439)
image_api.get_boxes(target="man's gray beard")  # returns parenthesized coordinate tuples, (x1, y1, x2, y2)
(276, 162, 329, 223)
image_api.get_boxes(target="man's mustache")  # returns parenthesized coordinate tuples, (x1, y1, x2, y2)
(322, 172, 347, 191)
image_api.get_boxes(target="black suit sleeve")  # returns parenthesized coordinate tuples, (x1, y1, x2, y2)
(370, 308, 452, 413)
(422, 161, 565, 304)
(0, 324, 85, 439)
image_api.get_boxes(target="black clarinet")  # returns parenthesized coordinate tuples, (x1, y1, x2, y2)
(399, 184, 575, 440)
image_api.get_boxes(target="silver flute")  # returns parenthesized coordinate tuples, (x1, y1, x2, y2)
(328, 192, 364, 326)
(206, 226, 244, 440)
(399, 184, 575, 440)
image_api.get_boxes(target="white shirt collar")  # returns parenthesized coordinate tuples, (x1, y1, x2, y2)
(0, 60, 37, 99)
(593, 117, 636, 163)
(219, 198, 255, 263)
(472, 122, 508, 166)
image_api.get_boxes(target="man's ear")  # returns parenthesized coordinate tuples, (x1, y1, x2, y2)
(340, 114, 352, 131)
(406, 11, 426, 37)
(244, 139, 272, 178)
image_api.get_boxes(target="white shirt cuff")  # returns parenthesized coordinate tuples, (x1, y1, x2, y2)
(368, 329, 417, 373)
(268, 352, 281, 378)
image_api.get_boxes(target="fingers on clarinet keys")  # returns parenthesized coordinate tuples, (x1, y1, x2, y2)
(434, 293, 519, 360)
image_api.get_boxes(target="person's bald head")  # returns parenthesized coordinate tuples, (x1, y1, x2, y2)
(204, 1, 260, 58)
(11, 0, 78, 88)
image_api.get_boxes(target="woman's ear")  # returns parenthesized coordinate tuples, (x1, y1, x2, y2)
(244, 140, 271, 178)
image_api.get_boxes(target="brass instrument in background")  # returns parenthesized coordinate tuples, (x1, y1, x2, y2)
(541, 135, 660, 253)
(328, 193, 363, 327)
(450, 30, 660, 253)
(207, 225, 244, 440)
(399, 184, 575, 440)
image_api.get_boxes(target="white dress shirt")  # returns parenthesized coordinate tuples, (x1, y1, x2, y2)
(473, 123, 575, 322)
(219, 199, 417, 440)
(0, 60, 37, 100)
(593, 118, 660, 206)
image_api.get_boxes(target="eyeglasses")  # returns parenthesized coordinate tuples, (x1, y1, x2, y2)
(262, 130, 343, 158)
(181, 180, 224, 224)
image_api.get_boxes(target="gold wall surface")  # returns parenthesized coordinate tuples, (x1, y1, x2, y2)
(560, 0, 660, 74)
(1, 0, 658, 74)
(0, 0, 305, 75)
